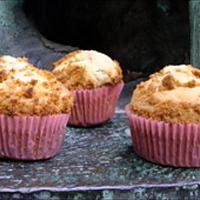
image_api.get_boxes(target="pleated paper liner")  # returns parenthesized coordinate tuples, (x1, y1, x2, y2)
(0, 114, 70, 160)
(125, 105, 200, 167)
(69, 81, 124, 127)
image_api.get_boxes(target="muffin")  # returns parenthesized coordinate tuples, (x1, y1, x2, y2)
(126, 64, 200, 167)
(53, 50, 124, 127)
(0, 56, 73, 160)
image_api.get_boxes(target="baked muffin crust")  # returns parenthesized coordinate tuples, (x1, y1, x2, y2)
(0, 56, 73, 116)
(52, 50, 123, 90)
(130, 65, 200, 124)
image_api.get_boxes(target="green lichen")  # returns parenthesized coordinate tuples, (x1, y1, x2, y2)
(102, 190, 114, 200)
(72, 193, 84, 200)
(0, 0, 22, 29)
(33, 191, 51, 200)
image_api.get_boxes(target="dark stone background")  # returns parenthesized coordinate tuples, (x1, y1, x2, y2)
(23, 0, 190, 81)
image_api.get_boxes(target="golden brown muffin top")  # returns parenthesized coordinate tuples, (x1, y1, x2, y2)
(52, 50, 123, 90)
(0, 56, 73, 116)
(130, 64, 200, 124)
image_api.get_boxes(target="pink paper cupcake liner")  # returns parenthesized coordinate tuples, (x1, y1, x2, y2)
(69, 81, 124, 127)
(0, 114, 70, 160)
(125, 105, 200, 167)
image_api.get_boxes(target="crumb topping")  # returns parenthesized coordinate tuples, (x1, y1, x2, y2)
(52, 50, 123, 90)
(130, 64, 200, 123)
(0, 56, 73, 116)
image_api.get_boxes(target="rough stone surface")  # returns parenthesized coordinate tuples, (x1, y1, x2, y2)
(0, 0, 76, 70)
(1, 82, 200, 200)
(190, 0, 200, 68)
(24, 0, 190, 78)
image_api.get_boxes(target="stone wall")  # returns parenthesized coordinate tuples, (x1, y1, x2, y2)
(24, 0, 190, 81)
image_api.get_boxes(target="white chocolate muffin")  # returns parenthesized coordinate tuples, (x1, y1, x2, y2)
(130, 64, 200, 124)
(0, 56, 73, 116)
(0, 56, 34, 71)
(52, 50, 123, 90)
